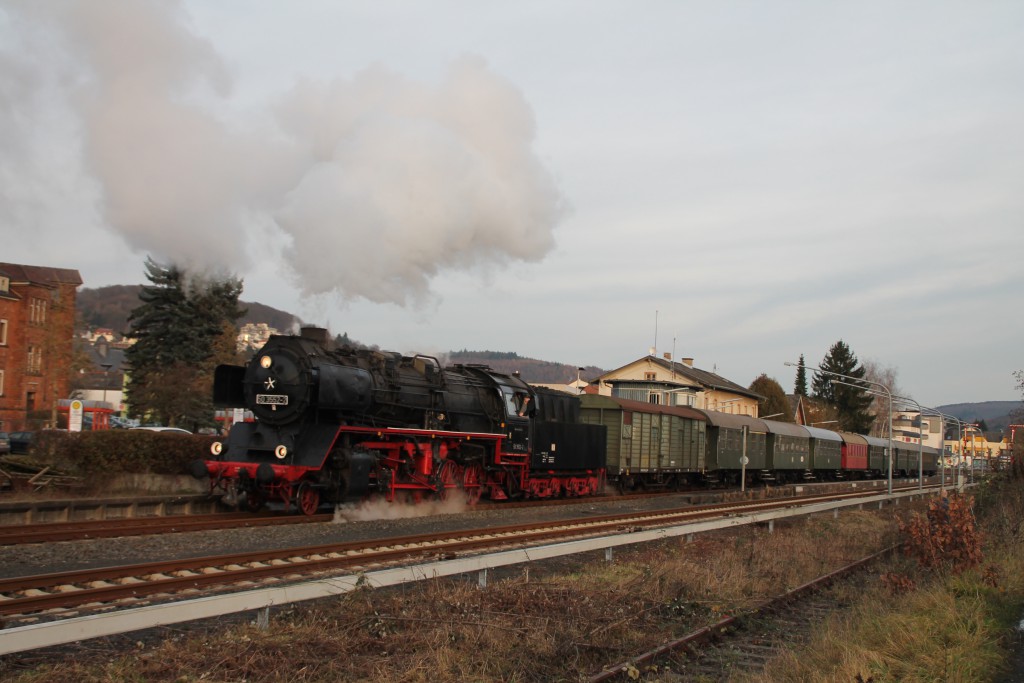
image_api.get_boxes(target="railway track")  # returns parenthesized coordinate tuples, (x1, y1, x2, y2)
(0, 511, 333, 545)
(0, 478, 917, 546)
(588, 546, 897, 682)
(0, 490, 926, 627)
(0, 491, 685, 546)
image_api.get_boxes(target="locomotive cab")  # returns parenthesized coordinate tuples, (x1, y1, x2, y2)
(499, 385, 532, 455)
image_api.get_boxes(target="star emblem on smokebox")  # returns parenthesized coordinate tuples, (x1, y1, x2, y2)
(264, 377, 276, 390)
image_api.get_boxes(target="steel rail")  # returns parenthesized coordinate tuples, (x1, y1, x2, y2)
(0, 486, 937, 656)
(587, 544, 901, 682)
(0, 512, 333, 545)
(0, 488, 936, 620)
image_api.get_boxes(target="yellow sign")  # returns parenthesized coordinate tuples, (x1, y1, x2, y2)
(69, 399, 84, 432)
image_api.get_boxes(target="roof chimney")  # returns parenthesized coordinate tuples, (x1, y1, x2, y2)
(663, 352, 671, 361)
(682, 357, 694, 367)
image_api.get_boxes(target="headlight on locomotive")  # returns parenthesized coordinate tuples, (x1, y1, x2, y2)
(243, 337, 375, 427)
(211, 441, 223, 456)
(275, 445, 288, 459)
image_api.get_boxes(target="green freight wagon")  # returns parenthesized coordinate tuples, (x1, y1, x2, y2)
(579, 394, 706, 490)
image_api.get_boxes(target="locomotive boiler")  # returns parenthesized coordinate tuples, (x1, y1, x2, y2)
(193, 327, 606, 514)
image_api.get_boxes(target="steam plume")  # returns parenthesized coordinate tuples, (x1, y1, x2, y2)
(1, 1, 564, 305)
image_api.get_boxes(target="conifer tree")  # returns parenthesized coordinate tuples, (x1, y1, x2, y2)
(794, 354, 808, 397)
(811, 340, 874, 433)
(125, 258, 244, 429)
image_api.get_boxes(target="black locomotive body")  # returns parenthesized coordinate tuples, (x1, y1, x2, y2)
(195, 328, 606, 513)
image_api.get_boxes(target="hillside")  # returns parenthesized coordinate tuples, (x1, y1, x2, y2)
(75, 287, 603, 382)
(448, 351, 605, 385)
(937, 401, 1022, 435)
(76, 285, 301, 336)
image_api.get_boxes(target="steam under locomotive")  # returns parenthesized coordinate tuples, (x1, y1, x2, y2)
(192, 328, 607, 514)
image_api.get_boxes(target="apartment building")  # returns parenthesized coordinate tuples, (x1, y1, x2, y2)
(0, 262, 83, 431)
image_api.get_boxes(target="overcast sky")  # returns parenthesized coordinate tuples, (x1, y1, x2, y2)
(2, 1, 1022, 407)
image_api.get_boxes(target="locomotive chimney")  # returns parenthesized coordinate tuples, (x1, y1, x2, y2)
(300, 326, 331, 346)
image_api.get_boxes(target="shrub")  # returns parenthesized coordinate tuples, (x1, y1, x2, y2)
(898, 492, 983, 572)
(32, 429, 216, 479)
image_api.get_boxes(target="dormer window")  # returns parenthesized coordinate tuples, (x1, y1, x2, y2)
(0, 275, 8, 293)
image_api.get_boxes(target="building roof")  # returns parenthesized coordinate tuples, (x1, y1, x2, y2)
(610, 354, 762, 401)
(0, 262, 83, 287)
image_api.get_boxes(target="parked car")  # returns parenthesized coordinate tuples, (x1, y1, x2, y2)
(8, 431, 33, 454)
(131, 426, 193, 434)
(0, 432, 10, 455)
(109, 416, 135, 429)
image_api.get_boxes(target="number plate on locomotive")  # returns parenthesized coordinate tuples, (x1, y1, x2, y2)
(256, 394, 289, 405)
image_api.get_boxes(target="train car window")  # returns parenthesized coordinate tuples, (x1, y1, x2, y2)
(502, 388, 531, 417)
(501, 388, 517, 416)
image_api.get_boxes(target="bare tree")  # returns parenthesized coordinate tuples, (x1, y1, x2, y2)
(862, 359, 906, 437)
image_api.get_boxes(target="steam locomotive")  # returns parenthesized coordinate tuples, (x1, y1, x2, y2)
(193, 328, 940, 514)
(192, 328, 607, 514)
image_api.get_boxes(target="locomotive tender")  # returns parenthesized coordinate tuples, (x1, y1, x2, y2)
(193, 328, 607, 514)
(192, 329, 938, 513)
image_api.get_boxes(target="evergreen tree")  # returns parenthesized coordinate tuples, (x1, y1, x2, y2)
(125, 258, 244, 429)
(749, 374, 793, 422)
(811, 340, 874, 433)
(794, 354, 808, 397)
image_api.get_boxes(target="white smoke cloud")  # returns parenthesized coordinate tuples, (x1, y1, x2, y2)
(1, 1, 565, 305)
(274, 58, 563, 305)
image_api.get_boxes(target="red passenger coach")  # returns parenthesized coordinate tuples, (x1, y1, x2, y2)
(838, 431, 869, 473)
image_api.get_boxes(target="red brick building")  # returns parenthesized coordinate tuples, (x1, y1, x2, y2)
(0, 262, 83, 431)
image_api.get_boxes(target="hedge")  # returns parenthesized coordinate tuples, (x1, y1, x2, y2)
(31, 429, 218, 479)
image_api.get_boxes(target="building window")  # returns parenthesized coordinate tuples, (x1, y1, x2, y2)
(0, 275, 8, 292)
(27, 345, 42, 374)
(648, 392, 661, 404)
(29, 298, 47, 325)
(644, 372, 656, 381)
(0, 318, 6, 345)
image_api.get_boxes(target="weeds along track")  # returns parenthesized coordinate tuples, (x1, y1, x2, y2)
(588, 546, 898, 682)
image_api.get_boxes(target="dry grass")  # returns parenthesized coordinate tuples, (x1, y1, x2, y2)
(6, 485, 1015, 683)
(2, 511, 899, 682)
(740, 481, 1024, 683)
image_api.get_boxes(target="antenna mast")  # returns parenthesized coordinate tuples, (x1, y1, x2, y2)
(651, 310, 658, 355)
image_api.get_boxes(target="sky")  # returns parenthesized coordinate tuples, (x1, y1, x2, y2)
(1, 1, 1022, 408)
